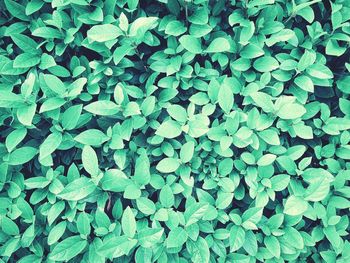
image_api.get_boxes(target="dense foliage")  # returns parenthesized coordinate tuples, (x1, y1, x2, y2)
(0, 0, 350, 262)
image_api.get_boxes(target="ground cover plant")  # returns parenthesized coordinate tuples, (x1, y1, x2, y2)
(0, 0, 350, 262)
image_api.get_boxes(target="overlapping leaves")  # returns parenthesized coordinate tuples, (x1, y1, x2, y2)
(0, 0, 350, 262)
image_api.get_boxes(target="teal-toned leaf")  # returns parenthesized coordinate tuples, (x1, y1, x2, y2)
(48, 236, 87, 261)
(57, 177, 96, 201)
(87, 24, 122, 42)
(179, 35, 202, 54)
(122, 207, 136, 238)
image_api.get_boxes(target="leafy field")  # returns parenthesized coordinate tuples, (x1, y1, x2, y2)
(0, 0, 350, 262)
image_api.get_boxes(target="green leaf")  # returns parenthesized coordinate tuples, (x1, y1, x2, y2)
(8, 147, 37, 165)
(258, 129, 280, 145)
(188, 7, 208, 25)
(184, 202, 209, 226)
(0, 91, 25, 108)
(74, 129, 109, 146)
(339, 98, 350, 115)
(5, 128, 27, 152)
(215, 191, 233, 209)
(266, 29, 295, 47)
(48, 221, 67, 246)
(271, 174, 290, 191)
(87, 24, 122, 42)
(13, 53, 40, 68)
(1, 216, 19, 236)
(253, 56, 279, 72)
(4, 0, 29, 21)
(39, 132, 62, 161)
(179, 35, 202, 54)
(297, 50, 316, 71)
(166, 227, 188, 248)
(294, 75, 314, 92)
(187, 237, 210, 263)
(17, 104, 36, 126)
(61, 105, 82, 130)
(156, 158, 180, 173)
(25, 0, 44, 15)
(205, 37, 230, 53)
(113, 45, 133, 65)
(43, 74, 65, 94)
(284, 195, 308, 216)
(138, 228, 164, 248)
(229, 225, 246, 252)
(264, 235, 280, 258)
(159, 184, 174, 207)
(136, 197, 156, 215)
(48, 236, 87, 261)
(39, 97, 66, 113)
(32, 27, 62, 39)
(180, 141, 195, 163)
(304, 176, 332, 202)
(11, 34, 40, 54)
(25, 176, 50, 189)
(156, 120, 182, 139)
(240, 21, 255, 45)
(218, 84, 233, 113)
(129, 17, 158, 38)
(277, 103, 306, 119)
(101, 169, 130, 192)
(77, 212, 91, 236)
(57, 177, 96, 201)
(84, 100, 119, 116)
(127, 0, 138, 10)
(122, 207, 136, 238)
(133, 151, 151, 185)
(306, 64, 333, 79)
(242, 207, 263, 230)
(241, 43, 264, 59)
(167, 105, 187, 123)
(165, 21, 186, 36)
(82, 145, 99, 176)
(250, 92, 274, 112)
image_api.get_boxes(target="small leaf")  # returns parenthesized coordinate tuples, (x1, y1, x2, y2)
(294, 75, 314, 92)
(253, 56, 279, 72)
(277, 103, 306, 119)
(101, 169, 130, 192)
(84, 100, 119, 116)
(284, 195, 308, 216)
(180, 141, 195, 163)
(39, 132, 62, 161)
(74, 129, 109, 146)
(13, 53, 40, 68)
(218, 84, 233, 113)
(82, 145, 99, 176)
(230, 225, 246, 252)
(156, 120, 182, 139)
(205, 37, 230, 53)
(43, 74, 65, 94)
(165, 21, 186, 36)
(87, 24, 122, 42)
(57, 177, 96, 201)
(159, 185, 175, 207)
(77, 213, 91, 236)
(179, 35, 202, 54)
(156, 158, 180, 173)
(306, 64, 333, 79)
(122, 207, 136, 238)
(8, 147, 37, 165)
(49, 236, 87, 261)
(264, 235, 280, 258)
(166, 227, 188, 248)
